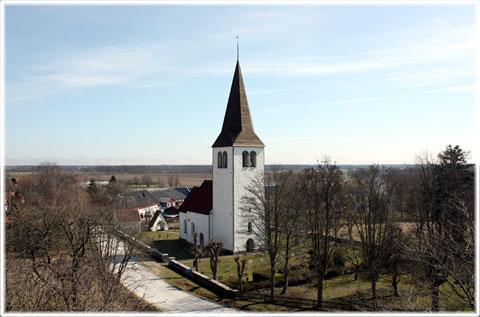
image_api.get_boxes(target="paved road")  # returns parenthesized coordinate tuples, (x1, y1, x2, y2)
(122, 255, 237, 313)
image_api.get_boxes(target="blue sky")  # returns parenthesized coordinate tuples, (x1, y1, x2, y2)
(4, 4, 477, 165)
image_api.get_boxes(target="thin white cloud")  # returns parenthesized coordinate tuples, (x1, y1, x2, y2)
(422, 84, 476, 94)
(7, 44, 174, 104)
(331, 95, 396, 105)
(7, 12, 474, 105)
(230, 23, 475, 81)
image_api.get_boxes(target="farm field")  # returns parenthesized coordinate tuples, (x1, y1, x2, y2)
(76, 172, 212, 187)
(7, 171, 213, 188)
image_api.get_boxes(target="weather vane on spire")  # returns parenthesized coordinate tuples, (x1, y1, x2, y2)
(236, 35, 239, 60)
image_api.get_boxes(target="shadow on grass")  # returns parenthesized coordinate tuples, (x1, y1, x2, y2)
(152, 239, 194, 260)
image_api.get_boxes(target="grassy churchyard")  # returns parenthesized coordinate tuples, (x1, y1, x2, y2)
(137, 228, 472, 312)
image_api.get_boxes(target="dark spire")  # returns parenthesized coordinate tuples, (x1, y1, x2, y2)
(236, 35, 239, 60)
(212, 60, 264, 148)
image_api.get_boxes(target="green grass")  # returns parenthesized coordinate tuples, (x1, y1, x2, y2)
(136, 228, 471, 312)
(181, 253, 272, 286)
(137, 230, 194, 260)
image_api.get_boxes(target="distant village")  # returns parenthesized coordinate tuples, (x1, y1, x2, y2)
(5, 176, 187, 234)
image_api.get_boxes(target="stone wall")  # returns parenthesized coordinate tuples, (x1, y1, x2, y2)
(168, 259, 239, 299)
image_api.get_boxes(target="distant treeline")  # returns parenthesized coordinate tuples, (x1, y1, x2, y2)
(6, 164, 413, 173)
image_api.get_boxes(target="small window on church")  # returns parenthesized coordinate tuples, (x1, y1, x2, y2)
(184, 220, 187, 233)
(248, 221, 253, 233)
(218, 151, 222, 168)
(223, 151, 227, 168)
(242, 151, 250, 167)
(250, 151, 256, 167)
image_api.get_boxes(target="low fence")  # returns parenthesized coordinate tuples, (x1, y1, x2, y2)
(238, 293, 369, 311)
(168, 259, 239, 299)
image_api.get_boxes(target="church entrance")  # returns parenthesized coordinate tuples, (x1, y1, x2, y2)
(246, 239, 254, 253)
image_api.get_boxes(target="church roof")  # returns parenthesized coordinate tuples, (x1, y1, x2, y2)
(178, 180, 212, 215)
(212, 60, 264, 148)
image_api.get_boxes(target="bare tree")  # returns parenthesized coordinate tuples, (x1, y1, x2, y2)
(6, 166, 143, 312)
(167, 175, 180, 187)
(278, 174, 303, 295)
(241, 169, 293, 299)
(300, 159, 344, 307)
(234, 256, 247, 294)
(141, 175, 153, 188)
(156, 177, 166, 188)
(192, 232, 201, 272)
(348, 165, 397, 310)
(383, 226, 404, 297)
(207, 240, 223, 280)
(343, 197, 362, 281)
(402, 147, 475, 311)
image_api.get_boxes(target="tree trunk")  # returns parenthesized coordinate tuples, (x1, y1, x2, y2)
(392, 274, 399, 297)
(371, 279, 377, 311)
(431, 281, 440, 312)
(239, 276, 243, 294)
(281, 262, 289, 295)
(281, 241, 290, 295)
(270, 267, 276, 300)
(317, 273, 324, 309)
(213, 264, 218, 280)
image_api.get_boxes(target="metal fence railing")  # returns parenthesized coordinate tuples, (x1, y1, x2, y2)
(238, 293, 370, 311)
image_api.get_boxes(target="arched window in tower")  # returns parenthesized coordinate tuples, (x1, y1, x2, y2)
(183, 220, 187, 233)
(217, 151, 222, 168)
(242, 151, 250, 167)
(222, 151, 227, 168)
(250, 151, 257, 167)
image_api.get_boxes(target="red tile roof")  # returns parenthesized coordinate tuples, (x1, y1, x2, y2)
(178, 180, 212, 215)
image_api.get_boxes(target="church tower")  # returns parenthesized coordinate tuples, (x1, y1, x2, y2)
(211, 59, 264, 253)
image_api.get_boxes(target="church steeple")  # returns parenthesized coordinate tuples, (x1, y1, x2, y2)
(212, 60, 264, 148)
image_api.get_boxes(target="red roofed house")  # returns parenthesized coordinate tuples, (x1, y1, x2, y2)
(179, 180, 212, 247)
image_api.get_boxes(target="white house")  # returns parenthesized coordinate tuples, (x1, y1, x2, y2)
(179, 58, 264, 253)
(149, 210, 169, 231)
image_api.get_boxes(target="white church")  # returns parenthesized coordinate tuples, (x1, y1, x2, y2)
(179, 58, 264, 253)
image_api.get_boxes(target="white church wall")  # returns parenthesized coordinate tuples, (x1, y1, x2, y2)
(212, 146, 234, 251)
(233, 146, 264, 253)
(186, 211, 210, 247)
(179, 212, 187, 241)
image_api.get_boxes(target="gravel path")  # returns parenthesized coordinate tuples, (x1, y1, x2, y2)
(122, 256, 238, 313)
